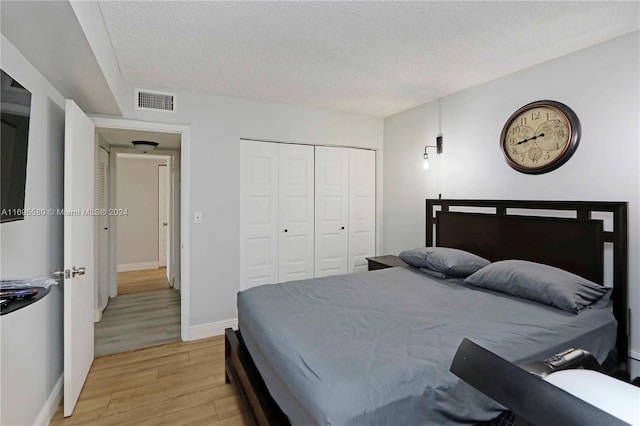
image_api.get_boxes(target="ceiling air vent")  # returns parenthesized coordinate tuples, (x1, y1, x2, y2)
(135, 88, 176, 113)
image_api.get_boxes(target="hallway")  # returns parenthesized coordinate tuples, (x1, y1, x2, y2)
(117, 267, 170, 295)
(95, 269, 180, 356)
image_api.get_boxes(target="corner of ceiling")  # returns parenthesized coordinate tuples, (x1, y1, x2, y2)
(69, 0, 127, 116)
(1, 0, 124, 116)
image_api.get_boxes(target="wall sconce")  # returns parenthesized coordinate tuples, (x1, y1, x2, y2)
(131, 140, 159, 152)
(423, 135, 443, 170)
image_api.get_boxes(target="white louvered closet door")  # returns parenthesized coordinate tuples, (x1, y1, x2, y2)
(96, 147, 109, 319)
(278, 144, 315, 282)
(314, 146, 349, 277)
(348, 148, 376, 272)
(240, 141, 279, 290)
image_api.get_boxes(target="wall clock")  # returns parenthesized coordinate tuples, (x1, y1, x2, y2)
(500, 100, 581, 174)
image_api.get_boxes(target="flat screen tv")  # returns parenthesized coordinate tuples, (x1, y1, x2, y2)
(1, 69, 32, 223)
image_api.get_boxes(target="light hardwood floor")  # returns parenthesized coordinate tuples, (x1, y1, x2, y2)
(95, 289, 181, 356)
(51, 336, 249, 426)
(118, 268, 170, 295)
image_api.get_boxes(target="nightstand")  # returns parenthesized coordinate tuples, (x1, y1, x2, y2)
(366, 255, 409, 271)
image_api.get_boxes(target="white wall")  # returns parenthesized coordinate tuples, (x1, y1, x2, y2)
(116, 156, 167, 268)
(115, 86, 384, 328)
(384, 32, 640, 361)
(0, 35, 66, 426)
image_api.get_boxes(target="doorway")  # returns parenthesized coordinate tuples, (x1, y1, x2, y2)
(92, 125, 185, 356)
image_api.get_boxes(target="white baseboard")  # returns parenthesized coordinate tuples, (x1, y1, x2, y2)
(34, 374, 62, 426)
(630, 350, 640, 361)
(189, 318, 238, 340)
(117, 261, 159, 272)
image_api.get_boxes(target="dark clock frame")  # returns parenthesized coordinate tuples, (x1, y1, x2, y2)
(500, 100, 581, 174)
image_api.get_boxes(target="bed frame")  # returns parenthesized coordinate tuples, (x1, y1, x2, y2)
(225, 199, 629, 426)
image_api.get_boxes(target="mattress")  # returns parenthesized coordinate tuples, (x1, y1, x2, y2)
(237, 267, 617, 425)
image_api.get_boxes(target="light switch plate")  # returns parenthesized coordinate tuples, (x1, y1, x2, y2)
(194, 211, 203, 223)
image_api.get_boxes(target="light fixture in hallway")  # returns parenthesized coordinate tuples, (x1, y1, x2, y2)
(131, 140, 159, 152)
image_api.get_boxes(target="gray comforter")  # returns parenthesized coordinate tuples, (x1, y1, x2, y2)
(237, 267, 616, 425)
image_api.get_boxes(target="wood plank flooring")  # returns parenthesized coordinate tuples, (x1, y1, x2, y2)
(118, 268, 170, 295)
(95, 289, 180, 356)
(50, 336, 249, 426)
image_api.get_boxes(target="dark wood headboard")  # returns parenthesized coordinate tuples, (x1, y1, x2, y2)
(435, 212, 604, 284)
(425, 199, 629, 371)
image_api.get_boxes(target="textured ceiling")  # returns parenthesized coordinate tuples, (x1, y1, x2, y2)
(98, 1, 639, 117)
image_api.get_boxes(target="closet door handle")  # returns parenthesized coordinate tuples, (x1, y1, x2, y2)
(284, 229, 288, 233)
(341, 226, 345, 230)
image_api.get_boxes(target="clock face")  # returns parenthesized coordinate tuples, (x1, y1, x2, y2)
(500, 101, 580, 174)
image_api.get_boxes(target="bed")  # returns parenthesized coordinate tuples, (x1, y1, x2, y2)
(225, 199, 629, 426)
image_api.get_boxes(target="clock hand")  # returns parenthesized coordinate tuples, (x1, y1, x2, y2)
(515, 133, 545, 145)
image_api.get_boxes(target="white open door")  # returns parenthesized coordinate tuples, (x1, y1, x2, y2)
(64, 100, 95, 417)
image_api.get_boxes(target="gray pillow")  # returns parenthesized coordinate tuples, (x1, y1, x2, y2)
(463, 259, 609, 313)
(398, 247, 490, 278)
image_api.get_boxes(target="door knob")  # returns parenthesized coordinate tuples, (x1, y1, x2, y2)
(284, 229, 288, 233)
(72, 266, 86, 277)
(163, 222, 168, 226)
(341, 226, 345, 230)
